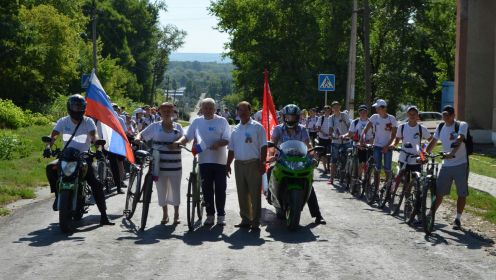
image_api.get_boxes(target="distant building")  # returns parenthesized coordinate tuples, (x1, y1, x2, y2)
(165, 87, 186, 101)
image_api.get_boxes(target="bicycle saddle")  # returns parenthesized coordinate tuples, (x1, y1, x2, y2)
(135, 150, 151, 159)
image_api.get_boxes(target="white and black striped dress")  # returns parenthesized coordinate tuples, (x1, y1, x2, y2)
(140, 122, 184, 206)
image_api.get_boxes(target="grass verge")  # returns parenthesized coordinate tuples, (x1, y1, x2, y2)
(432, 145, 496, 179)
(177, 120, 189, 127)
(0, 124, 54, 215)
(447, 186, 496, 225)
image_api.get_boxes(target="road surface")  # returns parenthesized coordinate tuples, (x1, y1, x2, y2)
(0, 151, 495, 280)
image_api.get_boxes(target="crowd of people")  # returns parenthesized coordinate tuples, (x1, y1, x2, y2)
(45, 95, 471, 231)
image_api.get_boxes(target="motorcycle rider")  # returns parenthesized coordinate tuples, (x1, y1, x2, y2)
(44, 94, 115, 226)
(268, 104, 326, 225)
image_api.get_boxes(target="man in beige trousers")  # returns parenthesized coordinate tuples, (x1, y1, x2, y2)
(226, 101, 267, 230)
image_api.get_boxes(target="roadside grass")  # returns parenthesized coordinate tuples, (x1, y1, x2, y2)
(0, 124, 54, 215)
(448, 186, 496, 225)
(432, 145, 496, 179)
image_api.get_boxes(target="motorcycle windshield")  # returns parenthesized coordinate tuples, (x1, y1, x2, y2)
(280, 140, 307, 157)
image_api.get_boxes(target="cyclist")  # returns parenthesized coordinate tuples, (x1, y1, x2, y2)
(316, 105, 332, 174)
(425, 105, 469, 229)
(328, 101, 351, 185)
(139, 102, 184, 225)
(361, 99, 398, 190)
(269, 104, 326, 225)
(44, 94, 114, 226)
(306, 108, 319, 147)
(391, 106, 431, 172)
(175, 98, 231, 226)
(345, 105, 373, 180)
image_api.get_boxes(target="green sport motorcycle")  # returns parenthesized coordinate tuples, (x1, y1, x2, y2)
(267, 140, 323, 230)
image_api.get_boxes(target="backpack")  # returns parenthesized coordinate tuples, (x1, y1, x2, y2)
(437, 121, 473, 155)
(400, 123, 423, 146)
(320, 115, 326, 127)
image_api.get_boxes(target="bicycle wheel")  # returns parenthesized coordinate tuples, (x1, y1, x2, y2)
(140, 173, 153, 231)
(421, 183, 436, 235)
(124, 168, 141, 220)
(405, 176, 421, 225)
(365, 165, 378, 205)
(350, 158, 360, 196)
(186, 172, 197, 231)
(97, 161, 106, 182)
(378, 180, 392, 210)
(391, 174, 406, 216)
(195, 171, 204, 221)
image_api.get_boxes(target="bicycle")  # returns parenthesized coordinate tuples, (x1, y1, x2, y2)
(180, 145, 205, 231)
(408, 152, 447, 234)
(378, 145, 419, 219)
(362, 145, 378, 204)
(344, 144, 361, 195)
(333, 138, 351, 187)
(94, 143, 115, 194)
(123, 141, 155, 231)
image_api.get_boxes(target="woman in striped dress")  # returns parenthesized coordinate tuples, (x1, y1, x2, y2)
(138, 102, 183, 225)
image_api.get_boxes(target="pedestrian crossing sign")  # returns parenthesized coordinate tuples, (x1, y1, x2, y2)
(318, 74, 335, 91)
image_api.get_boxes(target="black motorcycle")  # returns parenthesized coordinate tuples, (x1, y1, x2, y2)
(42, 136, 105, 233)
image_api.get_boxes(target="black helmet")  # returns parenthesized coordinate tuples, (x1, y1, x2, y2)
(67, 94, 86, 121)
(281, 104, 300, 128)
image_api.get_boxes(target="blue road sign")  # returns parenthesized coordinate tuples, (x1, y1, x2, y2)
(318, 74, 335, 91)
(81, 74, 91, 89)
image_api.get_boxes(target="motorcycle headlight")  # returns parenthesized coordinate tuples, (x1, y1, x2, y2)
(284, 161, 307, 170)
(60, 161, 78, 177)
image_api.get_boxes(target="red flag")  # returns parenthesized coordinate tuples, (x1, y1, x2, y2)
(262, 69, 278, 140)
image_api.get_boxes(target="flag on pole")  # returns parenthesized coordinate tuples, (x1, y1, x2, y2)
(262, 69, 278, 140)
(85, 71, 135, 164)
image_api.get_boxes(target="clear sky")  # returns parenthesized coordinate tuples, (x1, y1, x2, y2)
(159, 0, 229, 53)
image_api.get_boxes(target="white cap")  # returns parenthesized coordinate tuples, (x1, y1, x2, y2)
(372, 99, 387, 107)
(133, 108, 145, 115)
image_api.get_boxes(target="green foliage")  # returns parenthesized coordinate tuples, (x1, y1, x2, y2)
(0, 131, 30, 160)
(211, 0, 456, 114)
(0, 99, 52, 129)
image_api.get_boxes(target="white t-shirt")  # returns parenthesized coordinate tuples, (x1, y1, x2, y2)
(186, 115, 231, 164)
(53, 116, 97, 153)
(349, 118, 373, 143)
(329, 112, 351, 143)
(140, 122, 184, 173)
(253, 110, 263, 122)
(306, 116, 319, 132)
(369, 114, 397, 147)
(396, 123, 430, 165)
(434, 121, 468, 167)
(317, 115, 332, 139)
(228, 119, 267, 161)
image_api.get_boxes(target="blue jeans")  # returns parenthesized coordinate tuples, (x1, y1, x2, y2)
(373, 146, 392, 171)
(199, 163, 227, 216)
(331, 142, 351, 164)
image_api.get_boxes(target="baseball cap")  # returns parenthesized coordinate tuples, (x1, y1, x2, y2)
(442, 105, 455, 115)
(407, 105, 419, 113)
(331, 101, 340, 106)
(372, 99, 387, 107)
(358, 105, 368, 112)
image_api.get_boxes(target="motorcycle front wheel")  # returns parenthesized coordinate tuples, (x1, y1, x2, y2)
(286, 189, 304, 230)
(59, 190, 73, 233)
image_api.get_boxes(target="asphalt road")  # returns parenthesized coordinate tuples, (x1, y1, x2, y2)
(0, 150, 495, 280)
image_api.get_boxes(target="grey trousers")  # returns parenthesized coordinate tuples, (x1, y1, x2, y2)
(234, 159, 262, 226)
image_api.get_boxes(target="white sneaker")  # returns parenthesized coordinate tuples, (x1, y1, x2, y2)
(217, 216, 226, 226)
(204, 215, 215, 226)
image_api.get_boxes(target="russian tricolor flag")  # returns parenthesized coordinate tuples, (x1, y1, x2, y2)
(85, 72, 135, 163)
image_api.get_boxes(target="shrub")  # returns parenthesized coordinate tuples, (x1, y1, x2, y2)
(0, 131, 30, 160)
(0, 99, 29, 129)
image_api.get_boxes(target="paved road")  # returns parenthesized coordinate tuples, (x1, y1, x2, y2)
(0, 151, 495, 280)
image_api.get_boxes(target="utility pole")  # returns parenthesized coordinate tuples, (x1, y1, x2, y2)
(92, 0, 97, 74)
(346, 0, 358, 118)
(363, 0, 372, 108)
(165, 76, 170, 101)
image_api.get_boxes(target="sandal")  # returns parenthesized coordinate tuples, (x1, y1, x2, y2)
(160, 217, 169, 225)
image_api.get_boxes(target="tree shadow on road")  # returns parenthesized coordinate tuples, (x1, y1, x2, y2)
(14, 223, 85, 247)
